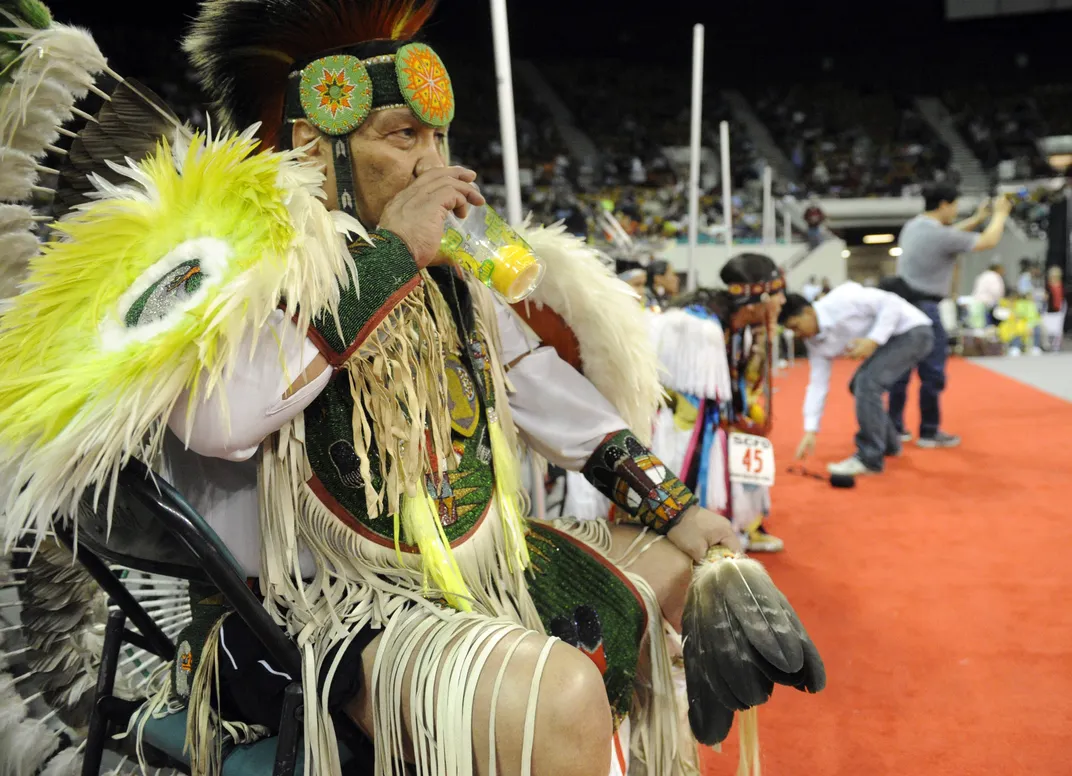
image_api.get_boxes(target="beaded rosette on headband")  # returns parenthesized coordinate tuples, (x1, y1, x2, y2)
(282, 40, 454, 218)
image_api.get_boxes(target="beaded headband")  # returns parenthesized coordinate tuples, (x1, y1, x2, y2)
(284, 41, 455, 135)
(727, 275, 785, 307)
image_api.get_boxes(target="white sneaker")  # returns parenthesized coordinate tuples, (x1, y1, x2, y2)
(1009, 347, 1022, 357)
(1030, 346, 1042, 356)
(826, 456, 879, 476)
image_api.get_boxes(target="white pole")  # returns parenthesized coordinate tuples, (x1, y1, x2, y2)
(489, 0, 542, 518)
(720, 120, 732, 261)
(783, 200, 792, 244)
(686, 24, 704, 292)
(489, 0, 523, 225)
(762, 165, 773, 244)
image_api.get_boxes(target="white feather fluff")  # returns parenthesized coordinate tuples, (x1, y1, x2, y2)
(0, 148, 39, 201)
(0, 228, 40, 299)
(0, 23, 108, 204)
(0, 23, 107, 108)
(0, 717, 62, 776)
(0, 204, 35, 235)
(517, 219, 665, 444)
(5, 231, 39, 262)
(4, 104, 65, 157)
(653, 308, 733, 401)
(0, 678, 28, 733)
(39, 748, 82, 776)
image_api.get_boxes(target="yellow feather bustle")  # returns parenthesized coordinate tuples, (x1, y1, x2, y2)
(0, 124, 363, 551)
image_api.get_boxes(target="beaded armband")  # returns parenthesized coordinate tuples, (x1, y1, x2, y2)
(581, 430, 697, 534)
(306, 229, 420, 365)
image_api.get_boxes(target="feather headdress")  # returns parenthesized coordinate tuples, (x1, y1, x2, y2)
(184, 0, 439, 148)
(0, 115, 364, 551)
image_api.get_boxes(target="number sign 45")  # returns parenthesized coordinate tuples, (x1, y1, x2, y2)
(728, 432, 775, 487)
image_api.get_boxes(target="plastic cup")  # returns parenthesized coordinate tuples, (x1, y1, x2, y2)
(440, 205, 545, 304)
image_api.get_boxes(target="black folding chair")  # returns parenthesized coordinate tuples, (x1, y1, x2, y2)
(65, 458, 372, 775)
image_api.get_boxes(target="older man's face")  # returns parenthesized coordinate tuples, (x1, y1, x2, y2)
(305, 107, 450, 227)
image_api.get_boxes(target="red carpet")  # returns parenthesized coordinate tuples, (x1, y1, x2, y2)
(701, 357, 1072, 775)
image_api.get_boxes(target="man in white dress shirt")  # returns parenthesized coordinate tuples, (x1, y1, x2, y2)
(779, 283, 934, 476)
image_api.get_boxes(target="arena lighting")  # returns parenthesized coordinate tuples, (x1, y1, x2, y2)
(889, 247, 903, 257)
(863, 234, 895, 245)
(841, 249, 851, 258)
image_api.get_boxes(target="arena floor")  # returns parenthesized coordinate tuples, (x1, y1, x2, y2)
(972, 351, 1072, 402)
(699, 353, 1072, 776)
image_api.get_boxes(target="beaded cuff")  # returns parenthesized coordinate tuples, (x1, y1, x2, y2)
(582, 430, 696, 534)
(307, 229, 420, 365)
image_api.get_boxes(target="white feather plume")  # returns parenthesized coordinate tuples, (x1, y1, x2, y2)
(40, 747, 82, 776)
(3, 105, 64, 157)
(653, 308, 733, 401)
(0, 24, 107, 133)
(2, 231, 40, 277)
(0, 717, 62, 776)
(516, 219, 665, 444)
(0, 677, 29, 733)
(0, 204, 35, 235)
(0, 23, 108, 205)
(0, 148, 40, 201)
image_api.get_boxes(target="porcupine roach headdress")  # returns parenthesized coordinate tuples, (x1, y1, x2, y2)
(184, 0, 452, 222)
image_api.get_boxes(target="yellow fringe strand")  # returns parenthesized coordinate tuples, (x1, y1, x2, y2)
(487, 416, 531, 572)
(400, 489, 473, 611)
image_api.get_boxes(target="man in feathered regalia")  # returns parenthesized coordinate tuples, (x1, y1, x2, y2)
(650, 255, 787, 552)
(0, 1, 824, 774)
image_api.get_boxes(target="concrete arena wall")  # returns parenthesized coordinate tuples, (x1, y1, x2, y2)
(655, 239, 849, 292)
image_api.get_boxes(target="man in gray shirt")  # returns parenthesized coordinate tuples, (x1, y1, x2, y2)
(889, 183, 1012, 447)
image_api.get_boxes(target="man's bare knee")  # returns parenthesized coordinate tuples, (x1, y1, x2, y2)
(346, 627, 614, 776)
(532, 642, 613, 776)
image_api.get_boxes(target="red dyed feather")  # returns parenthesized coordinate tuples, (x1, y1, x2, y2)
(287, 0, 438, 60)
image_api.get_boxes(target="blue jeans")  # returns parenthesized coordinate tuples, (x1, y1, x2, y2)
(888, 301, 946, 438)
(850, 326, 934, 470)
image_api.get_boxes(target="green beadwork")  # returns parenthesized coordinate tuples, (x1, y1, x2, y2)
(395, 43, 455, 128)
(124, 260, 204, 328)
(299, 54, 374, 136)
(169, 582, 230, 703)
(304, 340, 497, 546)
(525, 523, 645, 719)
(311, 230, 418, 358)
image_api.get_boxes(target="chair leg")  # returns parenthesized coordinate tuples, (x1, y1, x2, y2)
(62, 533, 175, 660)
(272, 683, 304, 776)
(82, 608, 127, 776)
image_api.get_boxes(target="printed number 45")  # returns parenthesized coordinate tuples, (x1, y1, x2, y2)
(742, 448, 764, 474)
